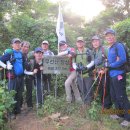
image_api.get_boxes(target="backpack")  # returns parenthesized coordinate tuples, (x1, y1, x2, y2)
(10, 50, 24, 76)
(115, 42, 130, 73)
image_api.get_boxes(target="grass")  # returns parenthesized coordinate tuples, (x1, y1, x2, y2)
(34, 95, 130, 130)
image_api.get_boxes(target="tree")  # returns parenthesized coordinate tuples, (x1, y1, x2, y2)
(113, 18, 130, 48)
(100, 0, 130, 17)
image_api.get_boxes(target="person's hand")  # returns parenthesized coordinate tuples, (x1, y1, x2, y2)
(98, 70, 105, 75)
(76, 67, 81, 72)
(40, 66, 43, 71)
(82, 67, 88, 71)
(67, 54, 72, 58)
(33, 69, 38, 74)
(6, 64, 13, 70)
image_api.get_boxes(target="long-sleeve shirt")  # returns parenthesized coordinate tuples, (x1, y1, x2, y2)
(92, 46, 108, 68)
(0, 50, 25, 76)
(108, 42, 126, 77)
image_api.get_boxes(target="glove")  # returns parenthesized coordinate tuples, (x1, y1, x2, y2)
(81, 67, 88, 71)
(76, 67, 81, 72)
(6, 62, 13, 70)
(104, 60, 110, 68)
(67, 48, 71, 54)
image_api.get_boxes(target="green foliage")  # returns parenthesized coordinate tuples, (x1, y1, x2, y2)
(38, 95, 81, 117)
(113, 18, 130, 48)
(0, 81, 16, 128)
(51, 74, 66, 97)
(88, 100, 101, 121)
(8, 14, 57, 52)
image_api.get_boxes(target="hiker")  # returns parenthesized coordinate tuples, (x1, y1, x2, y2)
(58, 40, 82, 103)
(0, 38, 25, 118)
(91, 35, 112, 109)
(21, 41, 33, 110)
(24, 47, 44, 107)
(73, 37, 94, 105)
(105, 29, 130, 127)
(41, 40, 54, 93)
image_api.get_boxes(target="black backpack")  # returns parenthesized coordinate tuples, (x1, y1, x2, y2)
(115, 42, 130, 73)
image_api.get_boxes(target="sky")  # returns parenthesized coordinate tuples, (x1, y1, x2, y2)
(50, 0, 105, 20)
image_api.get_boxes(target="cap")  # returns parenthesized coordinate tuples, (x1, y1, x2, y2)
(59, 41, 67, 46)
(11, 38, 21, 44)
(76, 37, 84, 42)
(104, 29, 116, 35)
(92, 35, 100, 40)
(42, 40, 49, 45)
(34, 47, 43, 53)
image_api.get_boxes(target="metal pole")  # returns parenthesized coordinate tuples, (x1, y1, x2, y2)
(35, 74, 39, 114)
(84, 74, 100, 100)
(41, 71, 44, 105)
(54, 74, 58, 98)
(80, 71, 85, 104)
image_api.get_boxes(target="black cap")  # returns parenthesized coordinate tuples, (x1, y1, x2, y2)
(59, 41, 67, 46)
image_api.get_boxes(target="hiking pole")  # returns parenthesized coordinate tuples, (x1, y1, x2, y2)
(35, 74, 39, 115)
(47, 77, 51, 94)
(84, 74, 100, 101)
(8, 70, 11, 122)
(40, 71, 44, 106)
(80, 70, 85, 104)
(94, 73, 103, 100)
(102, 69, 107, 111)
(54, 74, 58, 98)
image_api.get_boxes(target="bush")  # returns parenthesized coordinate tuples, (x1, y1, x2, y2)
(0, 81, 15, 129)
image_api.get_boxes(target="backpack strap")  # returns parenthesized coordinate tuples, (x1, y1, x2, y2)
(101, 46, 107, 59)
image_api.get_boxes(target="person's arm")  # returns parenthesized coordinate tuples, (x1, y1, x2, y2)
(0, 53, 12, 69)
(110, 43, 126, 68)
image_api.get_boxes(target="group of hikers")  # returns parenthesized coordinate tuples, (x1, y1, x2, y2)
(0, 28, 130, 127)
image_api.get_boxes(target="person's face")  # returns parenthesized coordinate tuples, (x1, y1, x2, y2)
(34, 51, 43, 61)
(105, 33, 116, 45)
(21, 44, 30, 54)
(92, 39, 100, 49)
(76, 40, 84, 48)
(41, 43, 49, 51)
(12, 41, 21, 50)
(34, 51, 43, 62)
(59, 44, 68, 51)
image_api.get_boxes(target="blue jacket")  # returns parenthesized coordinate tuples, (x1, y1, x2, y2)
(0, 50, 25, 76)
(108, 42, 126, 77)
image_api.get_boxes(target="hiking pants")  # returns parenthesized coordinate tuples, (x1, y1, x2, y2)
(8, 76, 24, 114)
(65, 71, 82, 102)
(110, 73, 130, 121)
(77, 74, 93, 104)
(35, 75, 44, 105)
(25, 76, 33, 107)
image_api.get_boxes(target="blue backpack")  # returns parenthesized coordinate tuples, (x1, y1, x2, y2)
(11, 50, 24, 76)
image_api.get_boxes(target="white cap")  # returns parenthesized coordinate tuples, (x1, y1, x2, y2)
(42, 40, 49, 45)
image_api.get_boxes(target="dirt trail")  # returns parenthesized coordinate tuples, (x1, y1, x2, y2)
(10, 107, 57, 130)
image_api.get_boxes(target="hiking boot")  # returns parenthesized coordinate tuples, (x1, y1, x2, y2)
(121, 120, 130, 127)
(27, 107, 33, 111)
(110, 115, 121, 120)
(10, 114, 16, 120)
(75, 98, 83, 104)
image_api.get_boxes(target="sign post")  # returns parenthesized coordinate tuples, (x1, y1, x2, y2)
(43, 56, 70, 97)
